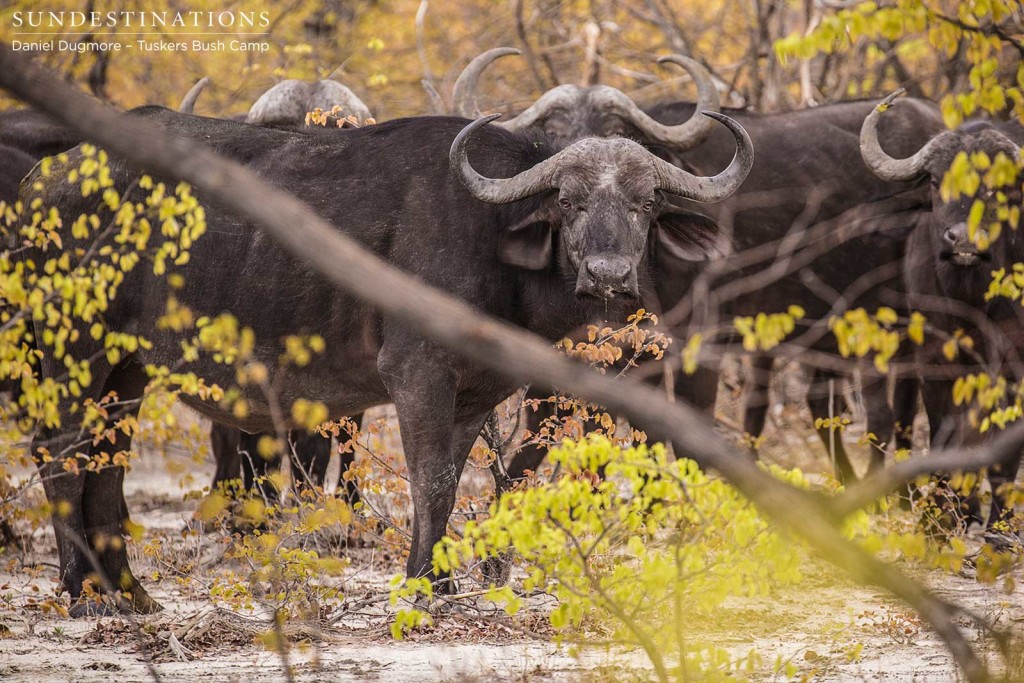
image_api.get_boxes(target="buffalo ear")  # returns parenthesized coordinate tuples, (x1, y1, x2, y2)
(499, 203, 559, 270)
(653, 208, 729, 262)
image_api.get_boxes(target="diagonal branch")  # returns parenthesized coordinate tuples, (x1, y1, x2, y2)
(835, 420, 1024, 517)
(0, 44, 995, 682)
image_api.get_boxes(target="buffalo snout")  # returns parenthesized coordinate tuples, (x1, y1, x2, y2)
(940, 222, 987, 266)
(576, 254, 636, 299)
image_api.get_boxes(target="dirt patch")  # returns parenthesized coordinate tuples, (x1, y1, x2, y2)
(2, 385, 1022, 681)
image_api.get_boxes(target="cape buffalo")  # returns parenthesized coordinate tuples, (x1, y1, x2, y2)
(649, 95, 942, 481)
(457, 48, 943, 482)
(181, 75, 376, 498)
(20, 106, 752, 614)
(861, 92, 1024, 530)
(0, 83, 361, 517)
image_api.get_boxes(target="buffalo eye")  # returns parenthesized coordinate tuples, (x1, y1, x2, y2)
(929, 176, 940, 188)
(559, 197, 573, 211)
(641, 199, 655, 212)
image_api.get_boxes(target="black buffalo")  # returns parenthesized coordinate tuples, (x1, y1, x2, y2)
(862, 94, 1024, 529)
(206, 74, 376, 501)
(649, 95, 942, 482)
(458, 48, 944, 482)
(20, 106, 751, 614)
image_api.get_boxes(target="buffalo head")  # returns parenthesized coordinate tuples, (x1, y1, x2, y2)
(453, 48, 720, 150)
(451, 112, 752, 300)
(861, 90, 1024, 285)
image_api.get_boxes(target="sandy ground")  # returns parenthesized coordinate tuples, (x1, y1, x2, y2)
(1, 368, 1022, 682)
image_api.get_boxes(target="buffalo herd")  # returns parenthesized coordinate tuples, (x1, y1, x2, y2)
(0, 48, 1022, 616)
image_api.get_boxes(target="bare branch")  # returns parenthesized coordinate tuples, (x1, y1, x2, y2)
(835, 421, 1024, 517)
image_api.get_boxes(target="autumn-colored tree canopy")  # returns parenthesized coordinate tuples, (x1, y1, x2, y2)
(2, 0, 1020, 122)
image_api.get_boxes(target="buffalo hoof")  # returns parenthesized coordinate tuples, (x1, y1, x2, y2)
(982, 529, 1023, 553)
(68, 586, 163, 618)
(68, 598, 123, 618)
(127, 585, 163, 614)
(481, 552, 513, 586)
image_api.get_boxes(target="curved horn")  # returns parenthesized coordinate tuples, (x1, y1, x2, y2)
(178, 77, 210, 114)
(653, 112, 754, 202)
(498, 85, 585, 131)
(587, 56, 720, 150)
(422, 79, 446, 114)
(502, 56, 722, 144)
(450, 114, 561, 203)
(452, 48, 522, 118)
(648, 55, 721, 147)
(860, 88, 944, 181)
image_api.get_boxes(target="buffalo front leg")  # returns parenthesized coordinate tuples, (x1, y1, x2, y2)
(921, 378, 981, 530)
(986, 452, 1022, 543)
(892, 374, 920, 455)
(35, 429, 89, 603)
(403, 401, 490, 591)
(38, 360, 158, 616)
(80, 427, 160, 615)
(504, 387, 555, 482)
(380, 353, 491, 592)
(890, 373, 921, 508)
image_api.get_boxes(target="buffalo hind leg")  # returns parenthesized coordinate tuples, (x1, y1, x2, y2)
(209, 423, 242, 494)
(741, 355, 774, 456)
(238, 431, 282, 503)
(288, 430, 333, 499)
(861, 368, 895, 477)
(673, 361, 719, 415)
(336, 413, 363, 504)
(504, 388, 558, 483)
(806, 368, 855, 484)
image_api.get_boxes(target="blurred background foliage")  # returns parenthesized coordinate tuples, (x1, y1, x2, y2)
(0, 0, 1020, 122)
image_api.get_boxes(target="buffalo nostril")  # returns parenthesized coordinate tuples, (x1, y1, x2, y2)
(586, 258, 630, 287)
(943, 228, 958, 244)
